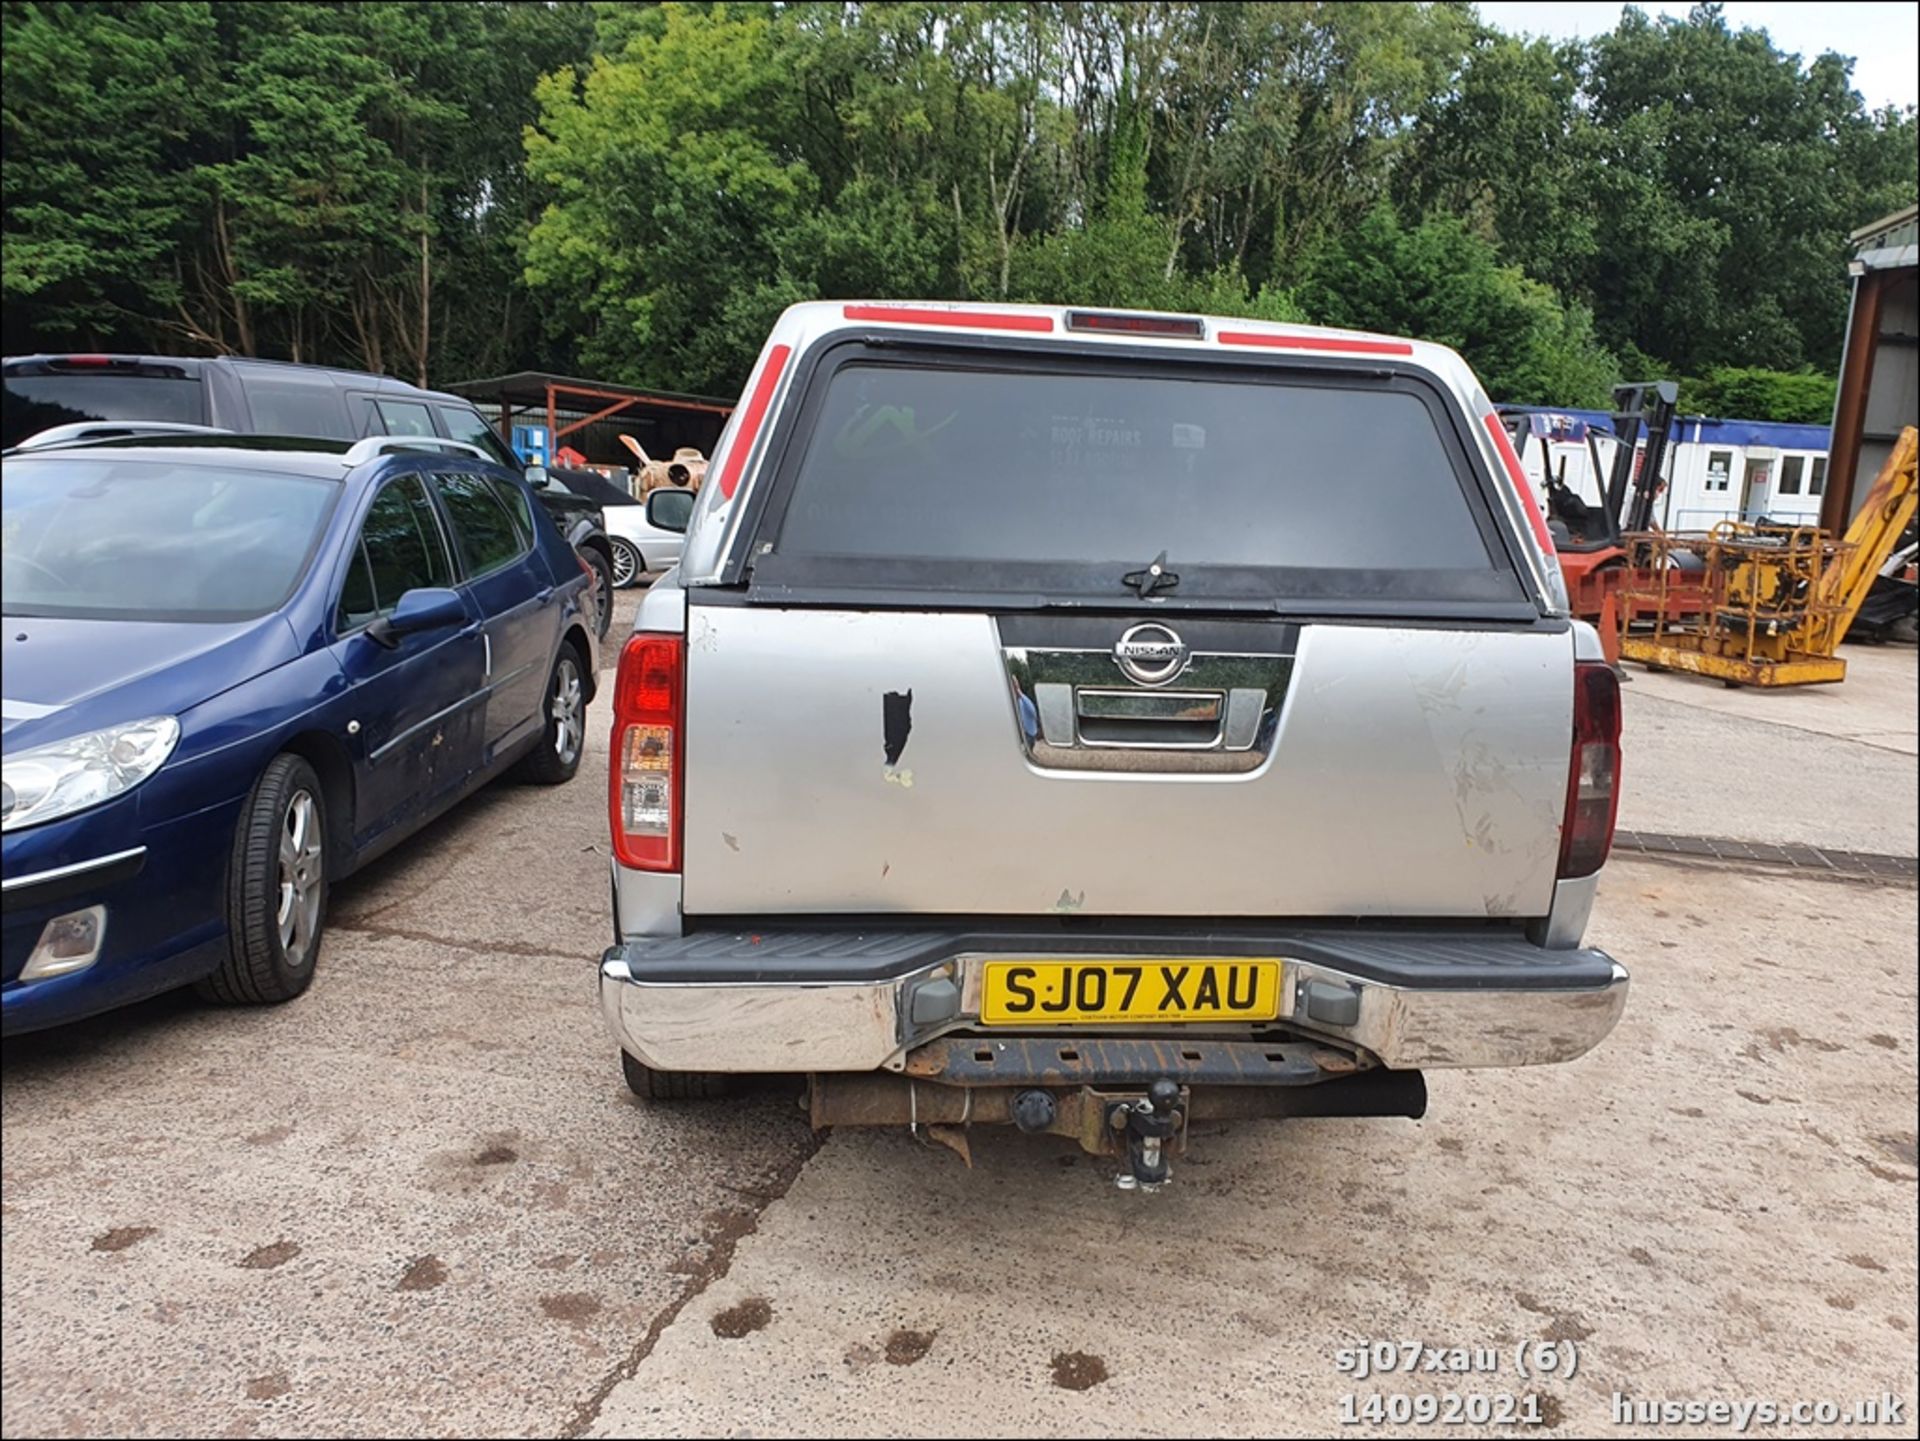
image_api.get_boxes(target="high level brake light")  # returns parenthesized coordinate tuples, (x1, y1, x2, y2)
(1559, 661, 1622, 879)
(610, 633, 685, 871)
(1065, 310, 1206, 339)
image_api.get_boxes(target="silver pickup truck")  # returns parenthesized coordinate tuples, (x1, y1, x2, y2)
(598, 302, 1626, 1186)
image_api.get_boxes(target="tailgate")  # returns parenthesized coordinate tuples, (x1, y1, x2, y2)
(677, 328, 1568, 921)
(683, 605, 1570, 919)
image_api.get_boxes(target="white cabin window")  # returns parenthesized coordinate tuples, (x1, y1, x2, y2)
(1706, 450, 1733, 491)
(1810, 457, 1827, 495)
(1779, 455, 1805, 495)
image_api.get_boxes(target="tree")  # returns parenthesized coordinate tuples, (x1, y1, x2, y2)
(1679, 366, 1837, 424)
(1299, 205, 1619, 406)
(2, 1, 219, 349)
(4, 0, 1912, 403)
(1406, 3, 1918, 377)
(3, 1, 593, 382)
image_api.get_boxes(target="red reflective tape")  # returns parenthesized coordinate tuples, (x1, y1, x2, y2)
(843, 304, 1053, 333)
(1217, 330, 1414, 356)
(716, 343, 791, 499)
(1484, 411, 1555, 552)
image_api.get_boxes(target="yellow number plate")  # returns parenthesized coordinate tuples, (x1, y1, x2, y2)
(979, 959, 1283, 1025)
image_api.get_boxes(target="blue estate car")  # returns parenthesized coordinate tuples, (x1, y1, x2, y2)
(1, 433, 597, 1034)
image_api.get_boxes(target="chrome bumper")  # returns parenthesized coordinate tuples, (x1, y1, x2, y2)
(597, 942, 1629, 1076)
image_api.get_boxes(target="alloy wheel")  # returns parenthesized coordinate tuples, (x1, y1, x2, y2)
(276, 789, 323, 967)
(611, 539, 639, 588)
(552, 655, 584, 765)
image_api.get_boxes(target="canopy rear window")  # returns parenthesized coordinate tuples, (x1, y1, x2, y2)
(753, 355, 1523, 609)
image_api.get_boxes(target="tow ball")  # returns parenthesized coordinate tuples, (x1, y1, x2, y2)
(1109, 1078, 1184, 1190)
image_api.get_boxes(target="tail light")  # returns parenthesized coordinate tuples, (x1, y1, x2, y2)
(610, 633, 684, 870)
(1559, 661, 1622, 879)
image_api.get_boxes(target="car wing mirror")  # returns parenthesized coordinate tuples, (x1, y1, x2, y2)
(525, 464, 550, 489)
(645, 489, 692, 534)
(367, 587, 465, 649)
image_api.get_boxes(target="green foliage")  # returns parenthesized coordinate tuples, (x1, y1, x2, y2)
(1678, 367, 1838, 424)
(3, 0, 1912, 408)
(2, 1, 219, 339)
(1299, 206, 1619, 407)
(2, 0, 593, 380)
(1406, 3, 1918, 379)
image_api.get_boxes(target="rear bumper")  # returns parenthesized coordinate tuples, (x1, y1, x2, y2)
(597, 928, 1628, 1075)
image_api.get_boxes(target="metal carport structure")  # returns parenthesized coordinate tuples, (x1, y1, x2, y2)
(441, 371, 734, 467)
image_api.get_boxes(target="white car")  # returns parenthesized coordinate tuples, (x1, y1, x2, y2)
(602, 488, 696, 587)
(545, 470, 696, 587)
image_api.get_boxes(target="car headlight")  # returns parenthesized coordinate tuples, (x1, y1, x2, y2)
(0, 716, 180, 833)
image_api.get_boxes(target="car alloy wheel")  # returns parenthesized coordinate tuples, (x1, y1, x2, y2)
(551, 654, 584, 766)
(610, 538, 641, 588)
(277, 789, 324, 968)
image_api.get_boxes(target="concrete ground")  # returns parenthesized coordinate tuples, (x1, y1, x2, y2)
(2, 597, 1914, 1438)
(1618, 644, 1918, 856)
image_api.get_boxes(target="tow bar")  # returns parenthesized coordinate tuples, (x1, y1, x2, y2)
(1111, 1079, 1183, 1190)
(805, 1059, 1428, 1189)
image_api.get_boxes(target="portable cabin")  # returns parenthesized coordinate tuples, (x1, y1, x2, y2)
(1501, 406, 1831, 532)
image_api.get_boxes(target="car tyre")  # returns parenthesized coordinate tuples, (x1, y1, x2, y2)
(516, 644, 587, 786)
(581, 545, 614, 638)
(622, 1049, 729, 1100)
(198, 753, 327, 1006)
(609, 537, 643, 589)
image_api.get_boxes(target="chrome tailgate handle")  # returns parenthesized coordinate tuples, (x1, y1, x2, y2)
(1075, 688, 1224, 749)
(1076, 689, 1222, 723)
(1009, 633, 1295, 773)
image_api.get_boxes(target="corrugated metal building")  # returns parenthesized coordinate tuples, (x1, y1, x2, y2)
(1825, 205, 1918, 527)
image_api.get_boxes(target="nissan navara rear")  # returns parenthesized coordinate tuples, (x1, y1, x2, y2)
(598, 302, 1627, 1187)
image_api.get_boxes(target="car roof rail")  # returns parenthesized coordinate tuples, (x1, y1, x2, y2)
(11, 420, 233, 451)
(343, 435, 491, 466)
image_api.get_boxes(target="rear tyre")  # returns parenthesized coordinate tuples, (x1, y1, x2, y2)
(516, 645, 586, 786)
(621, 1049, 729, 1100)
(580, 545, 614, 638)
(199, 754, 327, 1006)
(609, 538, 643, 589)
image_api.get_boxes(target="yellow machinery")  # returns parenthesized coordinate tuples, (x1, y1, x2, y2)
(1617, 426, 1917, 686)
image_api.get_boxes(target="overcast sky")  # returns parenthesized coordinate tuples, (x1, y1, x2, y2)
(1476, 1, 1920, 112)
